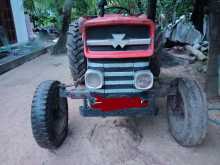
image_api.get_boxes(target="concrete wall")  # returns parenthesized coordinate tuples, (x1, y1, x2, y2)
(10, 0, 29, 44)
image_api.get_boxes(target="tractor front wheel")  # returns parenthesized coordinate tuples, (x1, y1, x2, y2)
(167, 78, 208, 147)
(31, 80, 68, 149)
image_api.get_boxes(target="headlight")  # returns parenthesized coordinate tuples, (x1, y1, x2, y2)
(85, 70, 103, 89)
(134, 71, 154, 90)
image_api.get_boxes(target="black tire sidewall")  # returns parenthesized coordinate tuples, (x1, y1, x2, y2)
(67, 19, 86, 82)
(167, 78, 208, 147)
(47, 82, 68, 147)
(31, 81, 68, 149)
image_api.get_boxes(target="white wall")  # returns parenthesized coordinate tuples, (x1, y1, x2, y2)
(10, 0, 29, 43)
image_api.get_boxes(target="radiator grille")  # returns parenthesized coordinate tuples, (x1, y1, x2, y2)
(87, 59, 150, 96)
(86, 25, 150, 51)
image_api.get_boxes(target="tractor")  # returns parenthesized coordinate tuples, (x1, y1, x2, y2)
(31, 0, 208, 149)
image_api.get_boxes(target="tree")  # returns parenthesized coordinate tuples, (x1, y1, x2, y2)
(147, 0, 157, 21)
(23, 0, 65, 28)
(206, 0, 220, 99)
(52, 0, 74, 55)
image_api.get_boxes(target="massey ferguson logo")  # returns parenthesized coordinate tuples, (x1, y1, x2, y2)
(86, 33, 151, 48)
(111, 34, 127, 48)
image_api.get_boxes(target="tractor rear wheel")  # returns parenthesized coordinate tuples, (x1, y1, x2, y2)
(167, 78, 208, 147)
(67, 19, 86, 82)
(149, 55, 160, 77)
(150, 27, 163, 78)
(31, 80, 68, 149)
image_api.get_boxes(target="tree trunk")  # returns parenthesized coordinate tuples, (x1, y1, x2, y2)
(0, 26, 9, 46)
(192, 0, 207, 33)
(52, 0, 74, 55)
(206, 0, 220, 99)
(147, 0, 157, 22)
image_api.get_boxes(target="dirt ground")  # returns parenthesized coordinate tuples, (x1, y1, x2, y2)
(0, 53, 220, 165)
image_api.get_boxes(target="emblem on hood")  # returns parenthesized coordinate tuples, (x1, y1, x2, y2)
(111, 34, 127, 48)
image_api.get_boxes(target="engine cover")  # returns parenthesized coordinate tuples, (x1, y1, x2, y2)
(82, 14, 155, 59)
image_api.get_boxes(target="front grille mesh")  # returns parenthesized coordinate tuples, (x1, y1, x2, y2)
(87, 59, 149, 96)
(86, 25, 150, 51)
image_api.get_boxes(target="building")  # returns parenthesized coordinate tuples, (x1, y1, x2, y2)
(0, 0, 29, 46)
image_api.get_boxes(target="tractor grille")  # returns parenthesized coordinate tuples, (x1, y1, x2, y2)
(87, 58, 150, 96)
(86, 25, 150, 51)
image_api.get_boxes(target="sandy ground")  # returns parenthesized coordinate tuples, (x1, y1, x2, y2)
(0, 53, 220, 165)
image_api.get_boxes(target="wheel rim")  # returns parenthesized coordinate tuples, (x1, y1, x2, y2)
(168, 91, 185, 134)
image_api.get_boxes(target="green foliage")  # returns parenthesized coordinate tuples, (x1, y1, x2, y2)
(107, 0, 148, 14)
(23, 0, 193, 28)
(23, 0, 35, 12)
(158, 0, 192, 22)
(72, 0, 94, 19)
(176, 0, 192, 17)
(23, 0, 64, 28)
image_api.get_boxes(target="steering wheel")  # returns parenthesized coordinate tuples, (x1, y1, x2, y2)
(105, 6, 131, 15)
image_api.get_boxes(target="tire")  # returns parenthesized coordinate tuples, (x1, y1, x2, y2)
(31, 80, 68, 149)
(150, 27, 163, 78)
(167, 78, 208, 147)
(67, 19, 86, 82)
(149, 55, 161, 77)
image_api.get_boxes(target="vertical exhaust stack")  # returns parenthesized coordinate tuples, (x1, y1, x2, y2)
(98, 0, 107, 17)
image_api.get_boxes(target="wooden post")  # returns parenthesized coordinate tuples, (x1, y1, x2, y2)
(218, 56, 220, 95)
(206, 0, 220, 98)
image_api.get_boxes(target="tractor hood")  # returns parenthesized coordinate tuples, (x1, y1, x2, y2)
(82, 14, 155, 59)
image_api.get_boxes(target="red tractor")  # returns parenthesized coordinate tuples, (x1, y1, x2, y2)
(31, 1, 208, 149)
